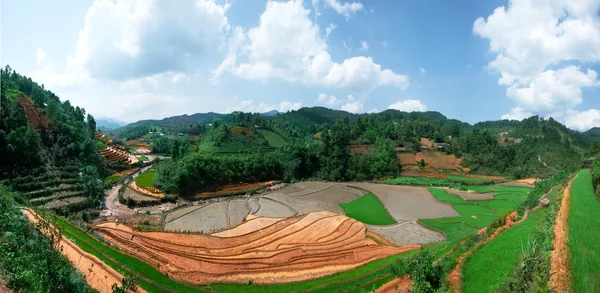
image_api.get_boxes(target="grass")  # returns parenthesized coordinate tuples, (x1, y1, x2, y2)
(446, 175, 494, 184)
(466, 185, 533, 193)
(339, 193, 396, 225)
(258, 129, 287, 148)
(493, 192, 528, 203)
(138, 156, 148, 162)
(462, 205, 547, 293)
(452, 204, 495, 216)
(135, 169, 157, 188)
(104, 175, 120, 185)
(569, 169, 600, 292)
(419, 220, 479, 242)
(96, 141, 107, 150)
(475, 200, 519, 216)
(48, 214, 420, 293)
(429, 188, 464, 203)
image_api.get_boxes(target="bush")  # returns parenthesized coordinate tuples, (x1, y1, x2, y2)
(389, 249, 443, 293)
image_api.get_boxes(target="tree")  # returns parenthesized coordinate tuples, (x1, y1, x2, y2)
(112, 276, 138, 293)
(87, 114, 96, 140)
(321, 117, 351, 181)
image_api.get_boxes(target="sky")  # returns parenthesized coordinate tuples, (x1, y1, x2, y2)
(1, 0, 600, 130)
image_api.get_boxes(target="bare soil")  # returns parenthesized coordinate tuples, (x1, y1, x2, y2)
(367, 221, 445, 246)
(164, 202, 229, 233)
(0, 272, 8, 293)
(550, 180, 572, 292)
(374, 276, 412, 293)
(195, 181, 275, 198)
(255, 197, 298, 217)
(124, 187, 160, 202)
(22, 209, 146, 293)
(95, 211, 417, 285)
(445, 188, 495, 201)
(349, 183, 458, 221)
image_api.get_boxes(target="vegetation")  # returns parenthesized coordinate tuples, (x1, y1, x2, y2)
(339, 193, 396, 225)
(0, 186, 94, 292)
(569, 169, 600, 292)
(135, 169, 157, 188)
(429, 188, 464, 204)
(462, 204, 548, 292)
(382, 175, 494, 187)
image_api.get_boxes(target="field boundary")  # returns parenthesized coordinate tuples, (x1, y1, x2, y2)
(550, 177, 573, 291)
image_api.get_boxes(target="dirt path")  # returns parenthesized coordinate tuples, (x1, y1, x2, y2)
(374, 276, 411, 293)
(21, 209, 145, 293)
(549, 178, 573, 292)
(538, 154, 558, 172)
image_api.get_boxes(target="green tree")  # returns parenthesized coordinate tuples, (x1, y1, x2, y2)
(112, 276, 138, 293)
(321, 117, 351, 181)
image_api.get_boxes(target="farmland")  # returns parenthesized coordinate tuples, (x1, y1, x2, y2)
(340, 193, 396, 225)
(135, 169, 157, 188)
(569, 169, 600, 292)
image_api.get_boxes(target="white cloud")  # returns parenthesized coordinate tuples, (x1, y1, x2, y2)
(382, 41, 388, 48)
(215, 0, 408, 94)
(325, 23, 336, 37)
(341, 101, 362, 113)
(564, 109, 600, 131)
(388, 99, 427, 112)
(359, 41, 368, 52)
(475, 0, 600, 126)
(367, 108, 378, 113)
(68, 0, 231, 80)
(325, 0, 363, 19)
(473, 0, 600, 85)
(226, 99, 302, 113)
(501, 107, 533, 121)
(419, 68, 426, 75)
(36, 49, 47, 63)
(317, 93, 340, 106)
(505, 66, 598, 113)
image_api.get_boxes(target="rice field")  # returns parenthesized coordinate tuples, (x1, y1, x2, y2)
(339, 193, 396, 225)
(569, 169, 600, 292)
(429, 188, 465, 204)
(461, 206, 547, 293)
(135, 169, 157, 188)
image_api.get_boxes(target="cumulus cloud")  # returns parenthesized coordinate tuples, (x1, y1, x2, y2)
(341, 95, 362, 113)
(388, 99, 427, 112)
(475, 0, 600, 128)
(325, 0, 363, 19)
(501, 107, 533, 121)
(226, 99, 302, 113)
(68, 0, 231, 80)
(214, 0, 408, 94)
(564, 109, 600, 131)
(317, 93, 340, 106)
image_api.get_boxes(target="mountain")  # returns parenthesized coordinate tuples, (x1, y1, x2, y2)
(261, 110, 280, 116)
(584, 127, 600, 140)
(96, 118, 127, 130)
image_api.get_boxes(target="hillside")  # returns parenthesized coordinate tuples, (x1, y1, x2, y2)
(585, 127, 600, 140)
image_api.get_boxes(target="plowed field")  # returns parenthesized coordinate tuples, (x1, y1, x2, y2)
(95, 211, 418, 285)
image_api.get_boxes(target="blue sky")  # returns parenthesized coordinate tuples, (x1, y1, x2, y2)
(2, 0, 600, 130)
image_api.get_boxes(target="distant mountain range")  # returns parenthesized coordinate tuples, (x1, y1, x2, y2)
(96, 118, 127, 130)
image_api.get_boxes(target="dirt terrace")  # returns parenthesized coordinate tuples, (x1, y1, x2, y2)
(349, 183, 458, 221)
(95, 211, 418, 285)
(22, 209, 145, 293)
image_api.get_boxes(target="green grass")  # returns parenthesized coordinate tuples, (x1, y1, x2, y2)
(462, 206, 547, 293)
(569, 169, 600, 292)
(138, 156, 148, 162)
(258, 129, 287, 148)
(48, 214, 425, 293)
(452, 204, 495, 216)
(476, 200, 519, 216)
(435, 213, 498, 229)
(493, 192, 528, 203)
(104, 175, 120, 185)
(429, 188, 465, 203)
(466, 185, 532, 193)
(135, 169, 157, 188)
(419, 220, 479, 241)
(446, 175, 494, 184)
(340, 193, 396, 225)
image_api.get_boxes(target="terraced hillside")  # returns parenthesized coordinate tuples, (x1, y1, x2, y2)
(99, 145, 138, 165)
(95, 211, 418, 285)
(10, 166, 92, 211)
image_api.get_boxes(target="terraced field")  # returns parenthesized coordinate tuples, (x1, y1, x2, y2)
(11, 166, 92, 211)
(96, 211, 418, 285)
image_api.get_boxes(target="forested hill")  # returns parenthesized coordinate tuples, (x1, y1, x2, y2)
(585, 127, 600, 140)
(0, 66, 106, 210)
